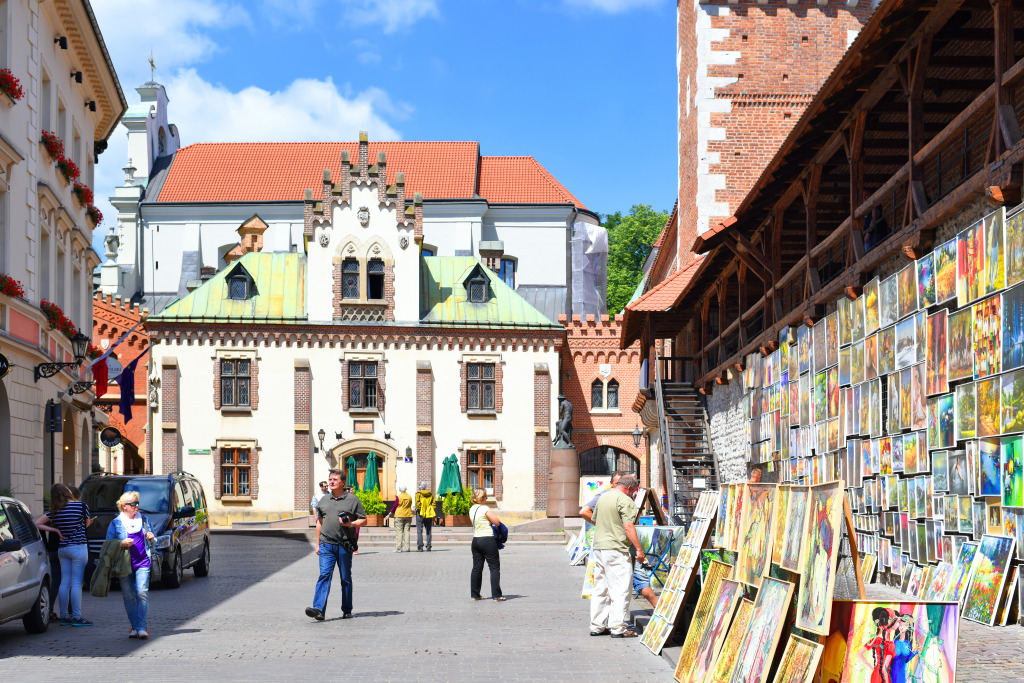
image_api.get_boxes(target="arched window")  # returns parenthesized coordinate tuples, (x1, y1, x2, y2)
(342, 258, 360, 299)
(607, 379, 619, 409)
(591, 379, 604, 409)
(367, 258, 385, 300)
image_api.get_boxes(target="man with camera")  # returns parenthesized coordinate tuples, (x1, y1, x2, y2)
(306, 469, 366, 621)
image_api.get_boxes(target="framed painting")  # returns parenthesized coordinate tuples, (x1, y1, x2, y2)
(772, 485, 790, 566)
(1002, 368, 1024, 434)
(674, 559, 734, 672)
(735, 483, 777, 588)
(963, 534, 1017, 625)
(799, 325, 812, 374)
(949, 450, 968, 496)
(1006, 206, 1024, 287)
(780, 484, 810, 572)
(828, 366, 840, 419)
(1001, 435, 1024, 507)
(851, 342, 864, 386)
(894, 433, 909, 473)
(880, 274, 898, 328)
(915, 310, 927, 364)
(935, 237, 958, 304)
(988, 501, 1002, 537)
(897, 263, 918, 320)
(814, 317, 829, 372)
(895, 316, 916, 371)
(826, 312, 839, 368)
(865, 277, 880, 334)
(976, 377, 1001, 438)
(795, 480, 845, 635)
(918, 252, 936, 308)
(864, 333, 878, 381)
(933, 449, 949, 491)
(675, 578, 744, 683)
(839, 296, 852, 347)
(773, 634, 824, 683)
(973, 499, 988, 540)
(852, 295, 865, 343)
(729, 576, 795, 683)
(924, 562, 956, 600)
(927, 394, 954, 450)
(946, 540, 978, 603)
(707, 598, 754, 683)
(839, 346, 851, 387)
(973, 293, 1002, 379)
(814, 371, 827, 424)
(1005, 507, 1024, 560)
(979, 437, 1002, 495)
(984, 206, 1006, 295)
(901, 368, 913, 431)
(838, 600, 959, 683)
(926, 309, 948, 395)
(957, 219, 986, 307)
(878, 325, 896, 376)
(955, 382, 977, 441)
(730, 483, 746, 553)
(911, 363, 928, 430)
(1002, 283, 1024, 372)
(946, 307, 974, 381)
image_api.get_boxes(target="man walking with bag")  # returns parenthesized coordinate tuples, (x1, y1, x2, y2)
(589, 474, 645, 638)
(306, 469, 366, 621)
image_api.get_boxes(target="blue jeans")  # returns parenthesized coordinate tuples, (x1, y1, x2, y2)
(313, 542, 353, 615)
(120, 566, 151, 630)
(57, 544, 87, 619)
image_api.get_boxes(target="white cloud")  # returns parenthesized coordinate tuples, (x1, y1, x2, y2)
(338, 0, 440, 33)
(564, 0, 660, 12)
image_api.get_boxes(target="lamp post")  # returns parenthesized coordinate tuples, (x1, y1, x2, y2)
(34, 330, 90, 382)
(632, 425, 643, 448)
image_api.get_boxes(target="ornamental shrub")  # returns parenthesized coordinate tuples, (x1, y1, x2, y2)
(441, 488, 473, 516)
(356, 488, 387, 516)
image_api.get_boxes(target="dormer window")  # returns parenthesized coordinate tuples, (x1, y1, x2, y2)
(228, 276, 248, 300)
(468, 278, 488, 303)
(368, 258, 385, 300)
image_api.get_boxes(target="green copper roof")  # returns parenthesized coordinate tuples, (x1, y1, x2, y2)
(420, 256, 559, 328)
(151, 252, 306, 322)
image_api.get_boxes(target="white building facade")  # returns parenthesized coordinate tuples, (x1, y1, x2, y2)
(0, 0, 124, 506)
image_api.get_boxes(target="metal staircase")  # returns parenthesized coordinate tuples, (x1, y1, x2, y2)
(655, 357, 719, 525)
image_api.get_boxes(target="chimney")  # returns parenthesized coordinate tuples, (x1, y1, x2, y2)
(478, 241, 504, 274)
(237, 215, 269, 254)
(200, 266, 216, 282)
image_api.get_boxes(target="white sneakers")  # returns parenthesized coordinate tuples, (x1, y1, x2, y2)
(128, 628, 138, 638)
(138, 629, 149, 639)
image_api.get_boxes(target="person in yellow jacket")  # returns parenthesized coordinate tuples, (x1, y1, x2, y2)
(385, 485, 415, 552)
(415, 483, 436, 552)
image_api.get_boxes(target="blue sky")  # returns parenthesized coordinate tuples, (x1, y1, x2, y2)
(90, 0, 677, 258)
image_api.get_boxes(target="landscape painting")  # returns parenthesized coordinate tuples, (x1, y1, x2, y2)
(935, 236, 958, 303)
(927, 394, 954, 450)
(878, 325, 896, 376)
(895, 317, 916, 371)
(1000, 369, 1024, 433)
(984, 206, 1006, 295)
(799, 325, 811, 374)
(946, 540, 978, 603)
(957, 220, 985, 307)
(796, 481, 844, 635)
(979, 437, 1002, 495)
(1006, 207, 1024, 287)
(926, 309, 948, 395)
(1001, 435, 1024, 507)
(955, 382, 977, 440)
(1003, 282, 1024, 372)
(947, 307, 974, 381)
(898, 263, 918, 320)
(880, 275, 898, 328)
(963, 534, 1016, 625)
(918, 252, 936, 308)
(976, 377, 1001, 438)
(973, 294, 1001, 379)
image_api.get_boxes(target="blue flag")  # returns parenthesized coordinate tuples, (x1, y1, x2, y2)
(116, 347, 150, 423)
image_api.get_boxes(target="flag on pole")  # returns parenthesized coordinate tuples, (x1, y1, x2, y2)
(116, 347, 150, 423)
(93, 358, 108, 399)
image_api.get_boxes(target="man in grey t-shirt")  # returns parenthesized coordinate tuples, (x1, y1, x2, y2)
(578, 471, 624, 524)
(305, 470, 366, 621)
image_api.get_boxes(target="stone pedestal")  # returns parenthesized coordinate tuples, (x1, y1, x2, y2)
(547, 446, 580, 518)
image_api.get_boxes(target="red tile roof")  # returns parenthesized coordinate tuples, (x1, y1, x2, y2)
(626, 255, 704, 313)
(155, 142, 587, 209)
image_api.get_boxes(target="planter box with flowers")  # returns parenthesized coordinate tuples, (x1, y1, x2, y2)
(40, 300, 78, 340)
(56, 157, 80, 185)
(0, 274, 26, 299)
(72, 182, 94, 209)
(40, 130, 64, 164)
(442, 488, 473, 527)
(0, 69, 24, 107)
(86, 205, 102, 227)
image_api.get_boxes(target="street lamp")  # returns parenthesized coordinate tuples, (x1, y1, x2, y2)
(34, 330, 91, 382)
(405, 446, 413, 463)
(316, 428, 326, 454)
(632, 425, 643, 448)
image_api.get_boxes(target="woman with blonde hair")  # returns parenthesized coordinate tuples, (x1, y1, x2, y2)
(105, 490, 156, 638)
(34, 483, 93, 626)
(469, 488, 504, 601)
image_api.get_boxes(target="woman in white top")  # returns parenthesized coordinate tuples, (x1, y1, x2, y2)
(469, 488, 504, 601)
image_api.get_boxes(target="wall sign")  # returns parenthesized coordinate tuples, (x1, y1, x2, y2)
(0, 352, 10, 379)
(99, 426, 122, 447)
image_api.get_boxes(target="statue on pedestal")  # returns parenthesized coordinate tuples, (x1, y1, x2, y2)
(553, 394, 574, 449)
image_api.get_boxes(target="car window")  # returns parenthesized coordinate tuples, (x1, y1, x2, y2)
(0, 505, 13, 542)
(125, 479, 171, 514)
(185, 481, 202, 509)
(4, 503, 40, 544)
(81, 478, 130, 511)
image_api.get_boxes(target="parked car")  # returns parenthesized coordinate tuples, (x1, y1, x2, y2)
(0, 496, 51, 633)
(80, 472, 211, 589)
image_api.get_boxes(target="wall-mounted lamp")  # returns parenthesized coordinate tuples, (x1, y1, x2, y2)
(335, 431, 343, 441)
(632, 425, 643, 448)
(87, 101, 96, 112)
(317, 429, 326, 453)
(383, 431, 393, 442)
(34, 330, 89, 382)
(404, 446, 413, 463)
(71, 71, 82, 83)
(54, 36, 68, 50)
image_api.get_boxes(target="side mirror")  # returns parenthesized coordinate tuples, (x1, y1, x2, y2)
(175, 505, 196, 519)
(0, 538, 23, 553)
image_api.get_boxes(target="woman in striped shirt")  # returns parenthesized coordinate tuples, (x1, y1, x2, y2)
(34, 483, 94, 626)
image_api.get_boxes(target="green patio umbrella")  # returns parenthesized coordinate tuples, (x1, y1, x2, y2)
(438, 454, 463, 495)
(437, 454, 454, 494)
(363, 451, 381, 491)
(345, 455, 360, 492)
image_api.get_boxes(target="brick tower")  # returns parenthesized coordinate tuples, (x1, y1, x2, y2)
(676, 0, 875, 265)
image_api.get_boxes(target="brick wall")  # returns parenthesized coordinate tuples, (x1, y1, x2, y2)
(533, 363, 551, 510)
(416, 361, 434, 487)
(160, 361, 180, 474)
(294, 362, 312, 510)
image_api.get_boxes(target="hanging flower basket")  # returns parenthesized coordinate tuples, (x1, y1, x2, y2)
(0, 274, 26, 298)
(0, 69, 24, 104)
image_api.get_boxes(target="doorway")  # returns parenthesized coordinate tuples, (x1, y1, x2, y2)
(329, 438, 396, 500)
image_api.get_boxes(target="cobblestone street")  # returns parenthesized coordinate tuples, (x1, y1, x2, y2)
(0, 533, 670, 681)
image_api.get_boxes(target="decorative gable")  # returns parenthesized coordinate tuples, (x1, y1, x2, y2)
(460, 263, 493, 304)
(224, 263, 257, 301)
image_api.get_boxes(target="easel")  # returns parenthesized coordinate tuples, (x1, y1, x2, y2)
(843, 493, 868, 600)
(635, 487, 668, 526)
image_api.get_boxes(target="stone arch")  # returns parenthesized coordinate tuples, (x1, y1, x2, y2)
(0, 381, 10, 492)
(579, 446, 640, 478)
(328, 438, 398, 500)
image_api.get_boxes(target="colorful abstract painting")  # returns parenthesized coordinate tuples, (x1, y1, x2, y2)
(772, 485, 789, 566)
(675, 578, 743, 683)
(1001, 435, 1024, 508)
(773, 634, 824, 683)
(675, 559, 732, 675)
(946, 540, 978, 604)
(973, 293, 1002, 379)
(736, 483, 777, 588)
(796, 481, 844, 635)
(708, 598, 754, 683)
(963, 534, 1017, 625)
(957, 220, 985, 307)
(781, 485, 810, 573)
(839, 601, 959, 683)
(729, 576, 795, 683)
(917, 252, 936, 308)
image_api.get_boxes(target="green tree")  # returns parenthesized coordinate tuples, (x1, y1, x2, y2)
(604, 204, 670, 315)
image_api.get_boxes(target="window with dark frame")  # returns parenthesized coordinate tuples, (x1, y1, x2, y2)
(467, 450, 495, 493)
(221, 447, 251, 497)
(342, 258, 360, 299)
(468, 278, 487, 303)
(349, 361, 378, 410)
(467, 363, 495, 411)
(499, 258, 515, 288)
(367, 258, 385, 300)
(220, 359, 251, 407)
(607, 379, 619, 409)
(591, 379, 604, 409)
(228, 276, 248, 300)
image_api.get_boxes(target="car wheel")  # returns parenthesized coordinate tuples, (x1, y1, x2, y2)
(23, 581, 50, 633)
(163, 549, 183, 589)
(194, 541, 210, 577)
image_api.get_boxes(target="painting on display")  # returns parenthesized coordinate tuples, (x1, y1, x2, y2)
(865, 277, 880, 334)
(912, 363, 928, 431)
(880, 275, 898, 329)
(772, 634, 824, 683)
(795, 481, 845, 635)
(675, 579, 744, 683)
(736, 484, 777, 588)
(935, 236, 958, 304)
(917, 252, 936, 309)
(947, 307, 975, 382)
(708, 598, 754, 683)
(957, 220, 985, 307)
(799, 325, 811, 374)
(1005, 508, 1024, 560)
(915, 311, 927, 364)
(933, 449, 949, 491)
(814, 319, 828, 372)
(963, 534, 1017, 625)
(852, 295, 865, 343)
(955, 382, 977, 441)
(895, 317, 916, 371)
(879, 326, 896, 376)
(979, 437, 1002, 495)
(1001, 435, 1024, 507)
(780, 485, 810, 573)
(898, 263, 918, 320)
(987, 500, 1003, 535)
(675, 559, 733, 674)
(985, 206, 1006, 295)
(973, 499, 988, 540)
(973, 293, 1002, 379)
(772, 485, 789, 566)
(838, 601, 959, 683)
(865, 334, 879, 382)
(729, 576, 795, 683)
(926, 310, 948, 395)
(1002, 283, 1024, 372)
(958, 496, 973, 534)
(826, 313, 839, 367)
(1006, 208, 1024, 287)
(946, 540, 978, 603)
(927, 394, 954, 450)
(977, 377, 1001, 438)
(949, 450, 968, 496)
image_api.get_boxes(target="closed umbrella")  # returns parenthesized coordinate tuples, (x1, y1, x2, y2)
(449, 454, 463, 493)
(364, 451, 381, 491)
(346, 455, 360, 492)
(439, 454, 463, 495)
(437, 454, 454, 494)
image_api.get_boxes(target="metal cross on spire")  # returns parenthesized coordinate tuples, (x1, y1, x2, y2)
(149, 50, 155, 81)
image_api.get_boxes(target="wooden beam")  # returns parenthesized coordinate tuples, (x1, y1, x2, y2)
(804, 163, 823, 296)
(990, 0, 1019, 162)
(847, 110, 867, 266)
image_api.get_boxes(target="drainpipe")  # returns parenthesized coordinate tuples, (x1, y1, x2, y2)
(566, 208, 578, 319)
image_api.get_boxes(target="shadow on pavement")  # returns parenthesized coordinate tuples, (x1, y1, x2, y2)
(0, 534, 313, 655)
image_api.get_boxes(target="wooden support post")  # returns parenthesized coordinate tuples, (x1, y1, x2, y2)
(803, 164, 823, 297)
(738, 265, 749, 348)
(906, 35, 933, 226)
(846, 111, 867, 266)
(843, 493, 867, 600)
(990, 0, 1019, 162)
(717, 281, 727, 352)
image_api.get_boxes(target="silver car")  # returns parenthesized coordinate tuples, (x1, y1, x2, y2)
(0, 496, 51, 633)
